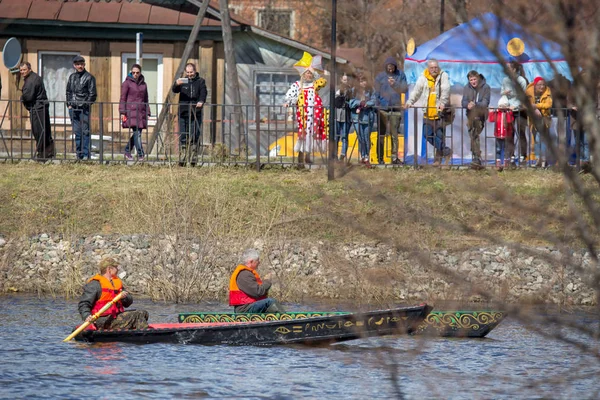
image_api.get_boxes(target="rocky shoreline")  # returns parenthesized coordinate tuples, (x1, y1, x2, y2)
(0, 234, 596, 306)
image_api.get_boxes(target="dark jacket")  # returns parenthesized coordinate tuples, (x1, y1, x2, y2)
(233, 269, 272, 313)
(77, 280, 133, 320)
(66, 70, 97, 109)
(335, 85, 353, 123)
(119, 73, 151, 129)
(461, 75, 491, 121)
(172, 72, 208, 115)
(236, 269, 271, 299)
(21, 71, 48, 111)
(374, 56, 408, 109)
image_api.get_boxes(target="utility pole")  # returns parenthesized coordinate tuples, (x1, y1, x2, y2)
(440, 0, 445, 34)
(327, 0, 337, 181)
(219, 0, 245, 153)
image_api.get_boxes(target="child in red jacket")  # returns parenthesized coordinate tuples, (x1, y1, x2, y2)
(488, 107, 514, 170)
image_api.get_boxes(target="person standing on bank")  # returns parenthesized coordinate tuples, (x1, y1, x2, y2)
(284, 52, 326, 167)
(66, 55, 97, 161)
(172, 63, 207, 166)
(501, 61, 528, 166)
(120, 64, 150, 161)
(334, 72, 353, 162)
(350, 74, 377, 166)
(461, 70, 490, 169)
(78, 257, 149, 330)
(229, 248, 285, 314)
(374, 56, 408, 165)
(405, 59, 452, 167)
(19, 62, 55, 160)
(526, 76, 553, 168)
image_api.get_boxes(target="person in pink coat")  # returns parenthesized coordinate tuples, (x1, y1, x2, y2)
(120, 64, 150, 161)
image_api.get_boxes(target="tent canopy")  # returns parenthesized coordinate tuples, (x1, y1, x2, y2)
(404, 13, 572, 88)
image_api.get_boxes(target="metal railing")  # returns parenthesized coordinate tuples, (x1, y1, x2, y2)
(0, 99, 592, 171)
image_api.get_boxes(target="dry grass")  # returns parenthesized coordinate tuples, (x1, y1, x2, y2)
(0, 163, 597, 251)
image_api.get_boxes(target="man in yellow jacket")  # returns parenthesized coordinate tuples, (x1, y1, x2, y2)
(526, 76, 553, 167)
(405, 59, 453, 167)
(229, 249, 285, 313)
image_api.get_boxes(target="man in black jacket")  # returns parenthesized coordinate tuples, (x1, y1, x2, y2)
(172, 63, 207, 166)
(66, 55, 97, 160)
(19, 62, 55, 160)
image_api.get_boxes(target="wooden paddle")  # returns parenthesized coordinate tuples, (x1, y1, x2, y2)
(63, 291, 126, 342)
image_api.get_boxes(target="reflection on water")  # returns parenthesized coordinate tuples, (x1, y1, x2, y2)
(1, 294, 599, 399)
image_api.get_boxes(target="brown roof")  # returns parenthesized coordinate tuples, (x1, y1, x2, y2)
(0, 0, 236, 27)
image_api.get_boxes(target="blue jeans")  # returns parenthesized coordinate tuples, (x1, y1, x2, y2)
(423, 121, 447, 153)
(357, 122, 372, 159)
(335, 121, 350, 157)
(579, 131, 590, 162)
(569, 129, 590, 163)
(125, 128, 144, 157)
(179, 113, 202, 148)
(495, 138, 506, 160)
(532, 130, 548, 161)
(242, 298, 277, 313)
(69, 108, 90, 159)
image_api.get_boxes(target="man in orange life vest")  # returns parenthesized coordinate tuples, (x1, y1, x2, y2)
(78, 257, 149, 330)
(229, 248, 285, 313)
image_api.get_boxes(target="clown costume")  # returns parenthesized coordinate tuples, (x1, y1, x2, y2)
(284, 52, 327, 165)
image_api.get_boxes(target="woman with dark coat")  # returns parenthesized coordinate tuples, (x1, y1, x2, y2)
(119, 64, 150, 161)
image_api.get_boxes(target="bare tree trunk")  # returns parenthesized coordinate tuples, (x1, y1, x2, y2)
(450, 0, 469, 24)
(219, 0, 245, 153)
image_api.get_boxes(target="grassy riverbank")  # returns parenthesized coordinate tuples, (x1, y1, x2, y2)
(0, 163, 596, 251)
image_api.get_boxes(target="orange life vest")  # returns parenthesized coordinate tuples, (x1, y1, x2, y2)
(88, 274, 125, 318)
(229, 264, 267, 306)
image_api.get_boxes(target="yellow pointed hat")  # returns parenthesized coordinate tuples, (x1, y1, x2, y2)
(293, 52, 323, 76)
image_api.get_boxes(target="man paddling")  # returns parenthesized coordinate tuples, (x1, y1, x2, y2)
(229, 249, 285, 313)
(78, 257, 149, 330)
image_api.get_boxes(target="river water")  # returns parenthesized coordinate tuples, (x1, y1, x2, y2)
(1, 295, 599, 399)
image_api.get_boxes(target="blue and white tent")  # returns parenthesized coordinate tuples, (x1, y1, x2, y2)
(404, 13, 572, 88)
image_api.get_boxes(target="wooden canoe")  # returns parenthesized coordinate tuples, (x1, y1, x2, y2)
(177, 310, 506, 338)
(72, 304, 432, 345)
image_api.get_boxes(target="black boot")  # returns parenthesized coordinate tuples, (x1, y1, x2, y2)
(297, 151, 305, 168)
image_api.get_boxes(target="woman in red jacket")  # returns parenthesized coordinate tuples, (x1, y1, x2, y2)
(120, 64, 150, 161)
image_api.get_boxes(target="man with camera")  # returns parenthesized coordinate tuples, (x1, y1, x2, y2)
(405, 59, 452, 167)
(172, 63, 208, 166)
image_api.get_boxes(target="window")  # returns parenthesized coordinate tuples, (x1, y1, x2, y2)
(38, 51, 78, 122)
(257, 9, 293, 37)
(121, 53, 163, 123)
(254, 71, 298, 120)
(228, 5, 242, 15)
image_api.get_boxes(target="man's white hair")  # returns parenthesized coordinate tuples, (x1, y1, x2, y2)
(427, 59, 440, 67)
(241, 248, 260, 264)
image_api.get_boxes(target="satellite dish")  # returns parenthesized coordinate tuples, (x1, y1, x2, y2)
(3, 37, 22, 72)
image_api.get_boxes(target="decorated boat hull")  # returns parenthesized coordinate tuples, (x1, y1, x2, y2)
(73, 304, 432, 345)
(178, 310, 506, 338)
